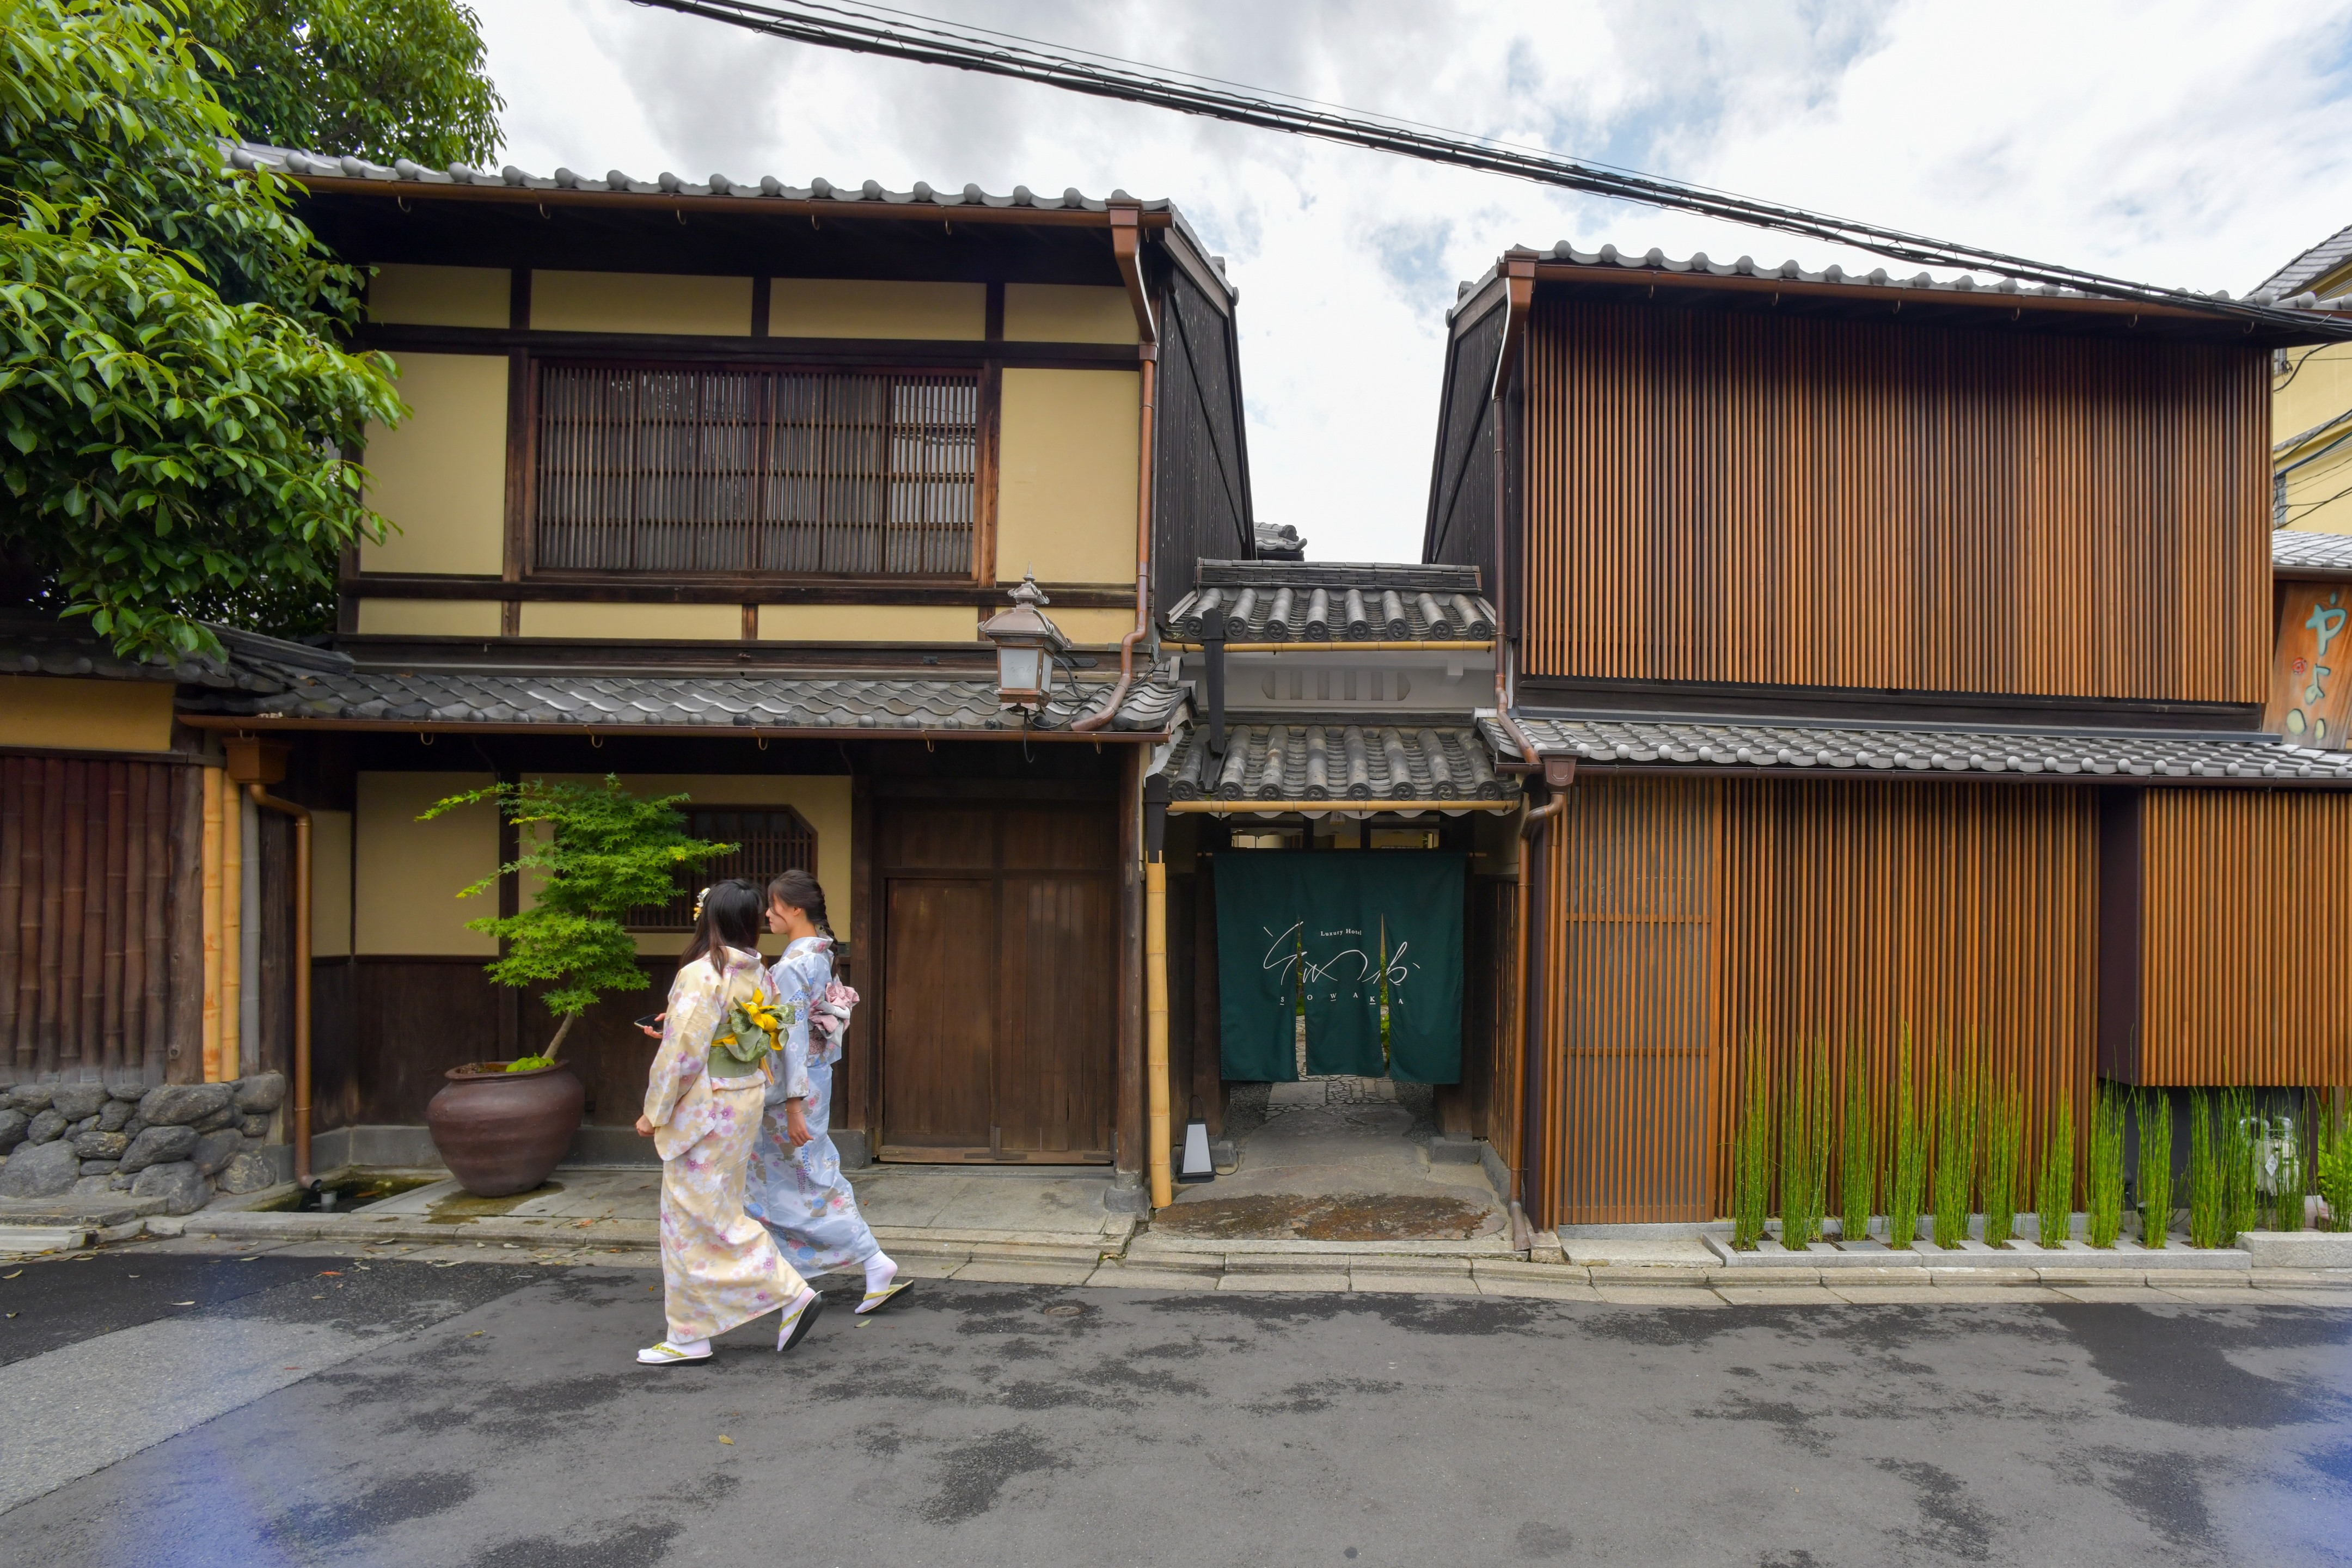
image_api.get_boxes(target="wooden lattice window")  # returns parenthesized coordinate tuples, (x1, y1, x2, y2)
(534, 363, 978, 575)
(628, 807, 819, 930)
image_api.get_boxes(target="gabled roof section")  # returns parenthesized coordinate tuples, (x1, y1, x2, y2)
(0, 612, 347, 694)
(233, 142, 1235, 302)
(1165, 561, 1494, 641)
(1489, 714, 2352, 783)
(180, 665, 1186, 734)
(1154, 721, 1516, 806)
(1449, 240, 2350, 347)
(2274, 529, 2352, 577)
(2253, 220, 2352, 303)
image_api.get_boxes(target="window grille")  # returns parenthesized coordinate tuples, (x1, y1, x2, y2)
(535, 364, 977, 575)
(628, 807, 819, 930)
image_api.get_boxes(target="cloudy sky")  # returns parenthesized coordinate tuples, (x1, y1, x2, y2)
(474, 0, 2352, 563)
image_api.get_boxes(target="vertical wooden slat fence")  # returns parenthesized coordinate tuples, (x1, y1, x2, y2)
(2136, 789, 2352, 1086)
(1518, 298, 2270, 702)
(0, 757, 187, 1085)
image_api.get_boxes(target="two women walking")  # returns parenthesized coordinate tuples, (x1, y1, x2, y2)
(633, 871, 905, 1366)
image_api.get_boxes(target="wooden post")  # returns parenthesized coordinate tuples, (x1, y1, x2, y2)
(844, 769, 874, 1141)
(142, 765, 169, 1079)
(101, 762, 127, 1074)
(1146, 854, 1171, 1209)
(34, 759, 63, 1076)
(0, 756, 20, 1074)
(121, 763, 146, 1071)
(1115, 745, 1143, 1181)
(58, 759, 87, 1073)
(1192, 851, 1223, 1137)
(200, 764, 223, 1082)
(220, 771, 243, 1082)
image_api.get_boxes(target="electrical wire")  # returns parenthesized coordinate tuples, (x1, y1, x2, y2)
(632, 0, 2352, 338)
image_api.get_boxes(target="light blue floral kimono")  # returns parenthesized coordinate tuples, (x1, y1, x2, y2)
(744, 936, 880, 1273)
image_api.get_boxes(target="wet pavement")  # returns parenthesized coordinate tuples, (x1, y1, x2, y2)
(7, 1240, 2352, 1565)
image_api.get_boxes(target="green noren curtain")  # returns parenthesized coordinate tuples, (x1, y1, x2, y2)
(1213, 850, 1464, 1083)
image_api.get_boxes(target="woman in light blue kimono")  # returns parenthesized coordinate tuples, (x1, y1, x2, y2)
(743, 869, 912, 1315)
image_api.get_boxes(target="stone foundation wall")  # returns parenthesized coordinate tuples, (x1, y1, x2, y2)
(0, 1074, 287, 1214)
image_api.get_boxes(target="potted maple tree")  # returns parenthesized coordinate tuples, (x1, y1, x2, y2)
(420, 777, 731, 1196)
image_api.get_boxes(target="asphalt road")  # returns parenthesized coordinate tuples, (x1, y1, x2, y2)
(5, 1248, 2351, 1567)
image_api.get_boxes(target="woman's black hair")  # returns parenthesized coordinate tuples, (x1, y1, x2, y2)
(765, 868, 833, 938)
(679, 878, 765, 970)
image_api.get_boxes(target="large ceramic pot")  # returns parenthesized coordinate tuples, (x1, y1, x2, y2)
(425, 1061, 584, 1198)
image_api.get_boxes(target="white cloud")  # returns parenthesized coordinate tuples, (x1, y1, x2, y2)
(473, 0, 2352, 564)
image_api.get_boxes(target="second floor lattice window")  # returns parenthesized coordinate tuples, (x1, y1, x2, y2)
(535, 364, 978, 575)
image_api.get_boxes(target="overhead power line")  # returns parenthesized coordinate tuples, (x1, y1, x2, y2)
(632, 0, 2352, 339)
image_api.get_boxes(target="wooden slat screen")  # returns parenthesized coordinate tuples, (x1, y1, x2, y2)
(536, 364, 978, 575)
(1, 756, 177, 1083)
(1520, 776, 2098, 1224)
(628, 807, 817, 931)
(1533, 777, 1719, 1224)
(1710, 780, 2097, 1220)
(1521, 298, 2270, 703)
(2137, 789, 2352, 1085)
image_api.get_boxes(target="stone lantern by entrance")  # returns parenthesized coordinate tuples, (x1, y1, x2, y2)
(979, 572, 1071, 714)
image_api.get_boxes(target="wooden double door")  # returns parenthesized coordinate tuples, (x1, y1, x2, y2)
(877, 795, 1118, 1163)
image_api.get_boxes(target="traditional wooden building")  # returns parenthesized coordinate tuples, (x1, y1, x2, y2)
(1, 144, 1255, 1212)
(1428, 242, 2352, 1228)
(2258, 221, 2352, 536)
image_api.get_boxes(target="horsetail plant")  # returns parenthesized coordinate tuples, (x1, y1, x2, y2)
(2317, 1093, 2352, 1232)
(2085, 1085, 2127, 1248)
(2224, 1087, 2261, 1242)
(2035, 1093, 2074, 1247)
(2137, 1091, 2173, 1249)
(2272, 1110, 2307, 1233)
(2188, 1089, 2230, 1248)
(1888, 1028, 1926, 1250)
(1731, 1038, 1772, 1251)
(1840, 1036, 1875, 1245)
(1778, 1039, 1830, 1248)
(1982, 1084, 2024, 1248)
(1931, 1037, 1980, 1248)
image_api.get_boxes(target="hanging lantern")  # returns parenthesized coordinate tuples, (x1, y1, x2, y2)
(979, 571, 1070, 713)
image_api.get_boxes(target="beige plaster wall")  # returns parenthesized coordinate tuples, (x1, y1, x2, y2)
(531, 271, 752, 336)
(520, 602, 740, 640)
(1003, 283, 1138, 344)
(310, 808, 353, 959)
(355, 772, 497, 955)
(0, 677, 175, 753)
(367, 264, 509, 329)
(1047, 607, 1144, 647)
(756, 604, 979, 642)
(996, 369, 1140, 585)
(358, 351, 509, 577)
(356, 599, 504, 638)
(769, 278, 985, 340)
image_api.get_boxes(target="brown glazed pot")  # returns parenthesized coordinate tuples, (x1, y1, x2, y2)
(424, 1061, 585, 1198)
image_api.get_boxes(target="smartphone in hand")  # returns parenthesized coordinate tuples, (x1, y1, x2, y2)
(634, 1013, 664, 1032)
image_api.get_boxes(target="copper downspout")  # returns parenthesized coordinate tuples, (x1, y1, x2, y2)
(1074, 205, 1159, 733)
(1490, 252, 1541, 771)
(1509, 767, 1570, 1250)
(247, 785, 314, 1186)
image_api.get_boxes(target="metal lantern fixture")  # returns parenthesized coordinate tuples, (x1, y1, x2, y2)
(979, 572, 1071, 713)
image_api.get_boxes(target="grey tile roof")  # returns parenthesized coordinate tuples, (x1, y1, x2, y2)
(1155, 722, 1517, 804)
(2253, 220, 2352, 302)
(1451, 241, 2312, 324)
(187, 665, 1187, 733)
(1253, 521, 1307, 560)
(1488, 714, 2352, 781)
(1166, 562, 1495, 641)
(2273, 529, 2352, 573)
(230, 142, 1234, 300)
(0, 614, 346, 694)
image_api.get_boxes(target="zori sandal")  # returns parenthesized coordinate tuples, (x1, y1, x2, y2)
(776, 1288, 827, 1353)
(636, 1339, 712, 1366)
(856, 1278, 915, 1316)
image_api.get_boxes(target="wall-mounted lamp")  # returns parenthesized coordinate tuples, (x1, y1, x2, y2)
(979, 572, 1071, 714)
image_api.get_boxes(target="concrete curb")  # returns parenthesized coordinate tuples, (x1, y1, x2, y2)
(1704, 1232, 2255, 1271)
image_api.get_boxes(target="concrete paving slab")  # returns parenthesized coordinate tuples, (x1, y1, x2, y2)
(2037, 1269, 2149, 1288)
(1704, 1266, 1820, 1286)
(1829, 1286, 1958, 1305)
(1082, 1265, 1220, 1292)
(2251, 1270, 2352, 1289)
(1814, 1267, 1931, 1288)
(1716, 1285, 1843, 1306)
(949, 1260, 1095, 1287)
(2155, 1286, 2264, 1304)
(1216, 1271, 1350, 1292)
(1922, 1285, 2066, 1303)
(2047, 1285, 2167, 1303)
(1588, 1265, 1712, 1287)
(2246, 1289, 2352, 1307)
(1591, 1285, 1724, 1306)
(1474, 1277, 1602, 1301)
(1350, 1271, 1480, 1295)
(1472, 1259, 1590, 1285)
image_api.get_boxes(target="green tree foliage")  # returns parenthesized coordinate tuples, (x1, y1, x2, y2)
(0, 0, 403, 656)
(424, 778, 736, 1064)
(185, 0, 502, 168)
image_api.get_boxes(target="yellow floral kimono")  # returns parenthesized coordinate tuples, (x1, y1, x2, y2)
(643, 945, 807, 1343)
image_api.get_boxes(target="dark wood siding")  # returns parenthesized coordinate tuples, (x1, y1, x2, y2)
(1152, 264, 1254, 603)
(1518, 297, 2271, 703)
(1422, 301, 1507, 578)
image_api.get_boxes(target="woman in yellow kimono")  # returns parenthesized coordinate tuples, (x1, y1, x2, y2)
(634, 880, 825, 1365)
